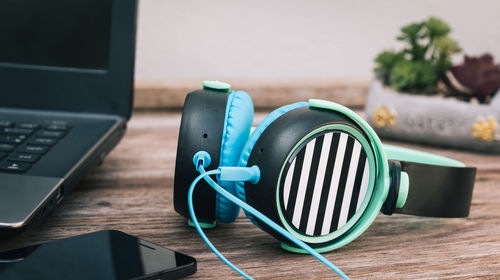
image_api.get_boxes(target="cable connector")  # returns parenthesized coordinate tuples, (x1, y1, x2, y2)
(217, 166, 260, 184)
(193, 151, 211, 172)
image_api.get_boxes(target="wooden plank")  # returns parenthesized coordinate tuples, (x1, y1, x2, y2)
(134, 79, 370, 110)
(0, 111, 499, 279)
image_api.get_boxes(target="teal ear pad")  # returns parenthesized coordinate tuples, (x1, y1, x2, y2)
(239, 99, 390, 253)
(216, 90, 254, 222)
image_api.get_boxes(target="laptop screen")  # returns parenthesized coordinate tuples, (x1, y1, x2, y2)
(0, 0, 112, 71)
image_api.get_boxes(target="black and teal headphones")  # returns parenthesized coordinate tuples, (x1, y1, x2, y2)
(173, 81, 476, 279)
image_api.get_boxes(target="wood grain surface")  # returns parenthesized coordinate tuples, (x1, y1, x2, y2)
(0, 111, 499, 279)
(134, 79, 369, 110)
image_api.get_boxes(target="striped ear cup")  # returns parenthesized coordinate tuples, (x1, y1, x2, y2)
(241, 100, 388, 253)
(281, 130, 372, 237)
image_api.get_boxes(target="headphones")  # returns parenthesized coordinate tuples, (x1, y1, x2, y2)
(173, 81, 476, 278)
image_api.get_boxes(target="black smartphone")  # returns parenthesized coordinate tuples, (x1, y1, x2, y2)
(0, 230, 196, 280)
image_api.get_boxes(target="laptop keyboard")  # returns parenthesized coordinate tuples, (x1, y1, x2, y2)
(0, 120, 69, 173)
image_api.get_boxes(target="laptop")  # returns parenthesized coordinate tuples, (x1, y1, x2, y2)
(0, 0, 137, 236)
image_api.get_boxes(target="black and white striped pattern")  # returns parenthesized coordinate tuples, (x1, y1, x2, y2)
(281, 131, 370, 236)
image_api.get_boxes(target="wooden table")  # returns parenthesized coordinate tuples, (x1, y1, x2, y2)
(1, 110, 499, 279)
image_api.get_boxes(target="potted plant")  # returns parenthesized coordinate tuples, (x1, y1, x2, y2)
(365, 17, 500, 152)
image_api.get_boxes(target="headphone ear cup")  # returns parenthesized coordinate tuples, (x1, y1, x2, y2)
(242, 102, 381, 251)
(174, 89, 254, 224)
(174, 89, 228, 223)
(216, 91, 254, 222)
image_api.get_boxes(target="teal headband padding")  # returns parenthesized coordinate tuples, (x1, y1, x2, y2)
(236, 102, 309, 226)
(216, 90, 254, 223)
(383, 144, 466, 167)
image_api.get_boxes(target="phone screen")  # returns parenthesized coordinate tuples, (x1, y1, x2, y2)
(0, 230, 196, 280)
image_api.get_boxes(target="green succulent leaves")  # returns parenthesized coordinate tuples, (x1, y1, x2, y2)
(390, 60, 437, 92)
(425, 17, 451, 38)
(374, 50, 404, 85)
(374, 17, 461, 93)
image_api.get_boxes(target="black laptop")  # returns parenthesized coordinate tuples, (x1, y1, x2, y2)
(0, 0, 137, 236)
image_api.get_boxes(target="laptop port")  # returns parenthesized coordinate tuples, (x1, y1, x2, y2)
(55, 186, 64, 204)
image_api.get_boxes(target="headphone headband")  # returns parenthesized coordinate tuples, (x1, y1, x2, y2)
(382, 144, 476, 217)
(394, 160, 476, 217)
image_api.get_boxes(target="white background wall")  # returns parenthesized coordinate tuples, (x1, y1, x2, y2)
(135, 0, 500, 81)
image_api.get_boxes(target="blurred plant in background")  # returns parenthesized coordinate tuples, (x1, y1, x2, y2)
(374, 17, 500, 104)
(367, 17, 500, 151)
(374, 17, 461, 94)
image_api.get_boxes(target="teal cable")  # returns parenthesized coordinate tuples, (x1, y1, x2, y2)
(187, 167, 349, 279)
(187, 169, 253, 279)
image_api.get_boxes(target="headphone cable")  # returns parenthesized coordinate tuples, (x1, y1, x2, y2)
(187, 167, 349, 279)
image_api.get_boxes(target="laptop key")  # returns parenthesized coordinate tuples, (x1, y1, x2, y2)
(0, 152, 6, 159)
(0, 121, 14, 128)
(0, 162, 31, 173)
(29, 138, 57, 146)
(1, 128, 33, 135)
(0, 135, 26, 144)
(38, 130, 65, 138)
(19, 145, 48, 154)
(18, 123, 40, 130)
(0, 144, 15, 152)
(45, 124, 69, 131)
(8, 153, 40, 163)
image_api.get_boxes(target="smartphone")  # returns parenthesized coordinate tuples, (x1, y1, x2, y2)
(0, 230, 196, 280)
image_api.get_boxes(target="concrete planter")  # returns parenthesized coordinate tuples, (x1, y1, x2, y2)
(365, 80, 500, 153)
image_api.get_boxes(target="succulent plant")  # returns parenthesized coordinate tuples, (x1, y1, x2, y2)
(443, 54, 500, 102)
(374, 17, 461, 94)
